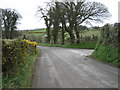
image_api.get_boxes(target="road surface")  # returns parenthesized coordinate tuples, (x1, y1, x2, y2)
(32, 46, 118, 88)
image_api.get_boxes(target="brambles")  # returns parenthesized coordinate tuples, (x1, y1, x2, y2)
(2, 39, 37, 75)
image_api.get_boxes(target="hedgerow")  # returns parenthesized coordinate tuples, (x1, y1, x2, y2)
(91, 23, 119, 66)
(2, 39, 37, 75)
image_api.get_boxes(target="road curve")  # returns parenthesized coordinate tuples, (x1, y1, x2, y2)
(32, 46, 118, 88)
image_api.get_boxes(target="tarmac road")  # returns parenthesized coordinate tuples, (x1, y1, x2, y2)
(32, 46, 118, 88)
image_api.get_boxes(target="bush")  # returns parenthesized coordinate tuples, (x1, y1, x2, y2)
(2, 39, 37, 75)
(91, 23, 119, 66)
(100, 24, 118, 47)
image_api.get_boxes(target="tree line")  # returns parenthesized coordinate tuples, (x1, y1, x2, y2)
(37, 1, 111, 44)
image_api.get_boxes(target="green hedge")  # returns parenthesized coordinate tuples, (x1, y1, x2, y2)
(2, 40, 37, 75)
(91, 44, 119, 66)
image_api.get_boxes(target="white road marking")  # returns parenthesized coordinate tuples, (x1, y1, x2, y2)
(70, 50, 87, 56)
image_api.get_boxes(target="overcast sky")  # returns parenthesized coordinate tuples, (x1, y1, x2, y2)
(0, 0, 119, 30)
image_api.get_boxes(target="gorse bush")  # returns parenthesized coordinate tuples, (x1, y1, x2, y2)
(2, 39, 37, 75)
(23, 39, 37, 46)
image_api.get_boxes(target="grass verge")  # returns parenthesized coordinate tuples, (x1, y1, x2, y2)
(39, 42, 96, 49)
(91, 44, 119, 66)
(2, 49, 40, 88)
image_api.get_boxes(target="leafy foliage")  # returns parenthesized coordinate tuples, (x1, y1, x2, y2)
(2, 40, 37, 75)
(1, 8, 22, 39)
(99, 23, 118, 47)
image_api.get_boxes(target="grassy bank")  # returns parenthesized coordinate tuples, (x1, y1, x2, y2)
(39, 42, 96, 49)
(2, 49, 40, 88)
(91, 44, 119, 66)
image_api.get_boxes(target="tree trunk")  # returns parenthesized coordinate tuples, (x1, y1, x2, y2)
(53, 24, 59, 44)
(10, 27, 14, 39)
(69, 31, 75, 44)
(45, 18, 52, 43)
(46, 27, 51, 43)
(5, 26, 9, 39)
(69, 23, 75, 44)
(61, 23, 65, 45)
(75, 23, 80, 44)
(76, 31, 80, 44)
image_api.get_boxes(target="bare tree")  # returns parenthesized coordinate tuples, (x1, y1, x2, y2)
(64, 1, 111, 44)
(76, 1, 110, 43)
(37, 2, 54, 43)
(37, 1, 111, 44)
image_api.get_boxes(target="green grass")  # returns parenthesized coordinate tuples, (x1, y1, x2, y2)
(29, 29, 46, 32)
(31, 33, 46, 36)
(91, 44, 119, 66)
(20, 29, 46, 37)
(80, 29, 101, 37)
(27, 29, 46, 36)
(63, 29, 101, 41)
(2, 49, 40, 88)
(25, 28, 100, 38)
(39, 42, 96, 49)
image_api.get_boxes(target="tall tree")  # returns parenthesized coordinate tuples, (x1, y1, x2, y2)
(2, 9, 21, 39)
(37, 6, 52, 43)
(38, 1, 110, 44)
(51, 2, 61, 44)
(63, 2, 76, 44)
(56, 2, 67, 44)
(74, 1, 111, 43)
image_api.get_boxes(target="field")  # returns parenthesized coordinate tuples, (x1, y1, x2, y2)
(80, 29, 101, 37)
(24, 28, 101, 38)
(26, 29, 46, 36)
(20, 28, 101, 44)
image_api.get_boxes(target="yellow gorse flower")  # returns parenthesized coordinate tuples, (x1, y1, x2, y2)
(23, 39, 37, 46)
